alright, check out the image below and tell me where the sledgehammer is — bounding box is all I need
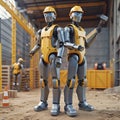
[86,14,108,40]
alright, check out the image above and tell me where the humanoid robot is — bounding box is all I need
[11,58,24,92]
[29,6,64,116]
[64,6,108,117]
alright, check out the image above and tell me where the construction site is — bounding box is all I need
[0,0,120,120]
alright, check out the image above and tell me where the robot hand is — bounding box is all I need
[29,50,35,57]
[55,57,62,68]
[96,26,102,33]
[77,45,84,51]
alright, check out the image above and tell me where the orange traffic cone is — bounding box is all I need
[2,86,9,107]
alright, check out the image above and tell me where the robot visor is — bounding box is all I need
[44,12,56,23]
[71,12,83,22]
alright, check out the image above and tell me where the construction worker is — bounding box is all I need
[63,5,107,117]
[11,58,25,92]
[29,6,64,116]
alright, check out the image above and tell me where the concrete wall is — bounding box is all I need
[86,27,109,69]
[61,27,109,70]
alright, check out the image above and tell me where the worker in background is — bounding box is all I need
[11,58,25,92]
[29,6,64,116]
[63,5,106,117]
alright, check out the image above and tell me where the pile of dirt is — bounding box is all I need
[104,86,120,94]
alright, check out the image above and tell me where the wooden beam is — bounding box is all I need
[26,1,106,12]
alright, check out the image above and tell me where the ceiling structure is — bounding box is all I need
[15,0,109,30]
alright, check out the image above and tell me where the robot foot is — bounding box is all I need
[64,104,77,117]
[51,104,60,116]
[78,101,94,111]
[34,101,48,112]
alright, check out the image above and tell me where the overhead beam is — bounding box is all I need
[26,1,106,12]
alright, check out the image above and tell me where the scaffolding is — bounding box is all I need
[0,0,36,91]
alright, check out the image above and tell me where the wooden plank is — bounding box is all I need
[27,1,106,11]
[2,65,11,90]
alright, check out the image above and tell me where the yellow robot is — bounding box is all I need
[30,6,64,116]
[64,6,108,117]
[11,58,24,92]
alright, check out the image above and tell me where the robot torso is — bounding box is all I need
[68,24,86,64]
[13,63,21,75]
[41,24,58,63]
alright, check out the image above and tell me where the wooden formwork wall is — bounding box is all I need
[2,65,11,90]
[33,68,40,88]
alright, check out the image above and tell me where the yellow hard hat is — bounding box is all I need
[69,6,84,16]
[18,58,23,63]
[43,6,56,15]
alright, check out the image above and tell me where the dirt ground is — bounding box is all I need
[0,87,120,120]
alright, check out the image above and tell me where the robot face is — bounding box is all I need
[44,12,56,23]
[70,12,83,23]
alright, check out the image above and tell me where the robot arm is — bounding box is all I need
[86,14,108,48]
[20,64,26,75]
[85,28,98,48]
[55,27,65,68]
[29,29,41,56]
[64,42,84,51]
[64,27,84,51]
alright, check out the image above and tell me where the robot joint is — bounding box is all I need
[40,79,48,88]
[52,79,60,88]
[67,79,75,89]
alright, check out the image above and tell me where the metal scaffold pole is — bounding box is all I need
[12,18,16,64]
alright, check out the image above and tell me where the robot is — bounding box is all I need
[29,6,64,116]
[11,58,24,92]
[64,6,108,117]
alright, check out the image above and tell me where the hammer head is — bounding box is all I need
[99,14,108,22]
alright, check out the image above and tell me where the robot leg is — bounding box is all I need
[51,78,61,116]
[34,58,49,112]
[17,74,21,92]
[49,54,61,116]
[76,57,94,111]
[64,55,78,117]
[12,75,17,90]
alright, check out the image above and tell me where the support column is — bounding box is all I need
[0,18,2,91]
[30,36,34,89]
[0,44,2,92]
[12,18,16,64]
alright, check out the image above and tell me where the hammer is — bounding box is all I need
[86,14,108,40]
[97,14,108,28]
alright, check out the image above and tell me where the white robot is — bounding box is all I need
[64,6,108,117]
[29,6,64,116]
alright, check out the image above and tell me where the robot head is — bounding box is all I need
[43,6,56,23]
[69,6,83,23]
[18,58,23,64]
